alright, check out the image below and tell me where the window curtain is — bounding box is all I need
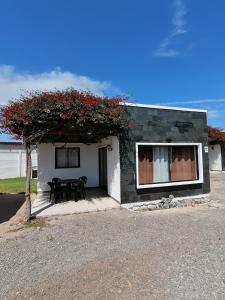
[56,148,67,168]
[56,148,79,168]
[138,146,153,184]
[153,146,169,183]
[68,148,79,167]
[171,146,197,181]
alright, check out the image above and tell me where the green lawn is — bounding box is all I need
[0,177,37,194]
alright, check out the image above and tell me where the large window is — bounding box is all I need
[55,147,80,168]
[136,143,203,188]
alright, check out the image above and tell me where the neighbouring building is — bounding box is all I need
[0,142,38,179]
[208,127,225,172]
[208,143,225,171]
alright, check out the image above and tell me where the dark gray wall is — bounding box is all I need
[220,143,225,171]
[119,106,210,204]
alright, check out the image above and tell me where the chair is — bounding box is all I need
[61,183,72,201]
[70,180,85,201]
[51,177,66,203]
[79,176,87,199]
[47,182,55,203]
[77,180,86,199]
[79,176,87,184]
[52,177,60,184]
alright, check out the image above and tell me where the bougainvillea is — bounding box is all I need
[0,89,129,221]
[208,125,225,143]
[1,89,128,143]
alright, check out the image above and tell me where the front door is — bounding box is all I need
[99,147,108,191]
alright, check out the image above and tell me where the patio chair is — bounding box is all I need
[70,180,86,200]
[51,177,69,203]
[61,183,72,201]
[79,176,87,184]
[79,176,87,198]
[52,177,60,184]
[47,181,63,203]
[47,182,55,203]
[78,180,86,199]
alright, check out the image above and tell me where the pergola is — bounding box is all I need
[1,89,128,221]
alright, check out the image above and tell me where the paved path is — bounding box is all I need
[0,173,225,299]
[32,189,120,217]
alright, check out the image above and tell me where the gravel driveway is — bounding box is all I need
[0,173,225,300]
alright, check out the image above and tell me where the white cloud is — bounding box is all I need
[163,98,225,105]
[172,0,187,35]
[0,65,112,105]
[154,0,188,57]
[207,110,222,119]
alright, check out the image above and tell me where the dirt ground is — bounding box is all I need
[0,173,225,299]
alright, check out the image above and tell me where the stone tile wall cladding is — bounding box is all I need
[220,143,225,171]
[119,106,210,204]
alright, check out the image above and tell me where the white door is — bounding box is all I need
[208,144,222,171]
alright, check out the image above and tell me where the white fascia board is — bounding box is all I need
[124,102,207,113]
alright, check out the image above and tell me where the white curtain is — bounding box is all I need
[153,146,169,183]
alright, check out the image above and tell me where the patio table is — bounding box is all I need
[58,179,80,185]
[58,179,82,201]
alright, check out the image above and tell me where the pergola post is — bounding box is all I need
[25,141,32,221]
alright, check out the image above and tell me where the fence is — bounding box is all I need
[0,149,37,179]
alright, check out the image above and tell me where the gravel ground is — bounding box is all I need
[0,173,225,300]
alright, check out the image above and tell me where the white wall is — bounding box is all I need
[37,138,121,202]
[208,144,222,171]
[99,137,121,202]
[0,145,37,179]
[37,143,99,192]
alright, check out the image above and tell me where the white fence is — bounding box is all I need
[0,149,37,179]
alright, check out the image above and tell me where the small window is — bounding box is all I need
[137,144,201,188]
[55,147,80,168]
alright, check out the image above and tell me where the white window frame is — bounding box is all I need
[136,142,204,189]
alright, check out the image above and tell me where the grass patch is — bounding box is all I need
[0,177,37,194]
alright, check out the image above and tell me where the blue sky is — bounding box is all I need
[1,0,225,141]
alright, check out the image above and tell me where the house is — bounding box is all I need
[37,103,210,204]
[208,143,225,171]
[0,142,38,179]
[208,127,225,172]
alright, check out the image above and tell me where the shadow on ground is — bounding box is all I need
[0,194,25,223]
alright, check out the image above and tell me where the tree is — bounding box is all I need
[208,125,225,144]
[0,89,128,221]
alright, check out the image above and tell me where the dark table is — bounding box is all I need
[58,179,80,185]
[58,179,83,201]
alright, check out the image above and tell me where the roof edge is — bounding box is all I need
[124,102,207,113]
